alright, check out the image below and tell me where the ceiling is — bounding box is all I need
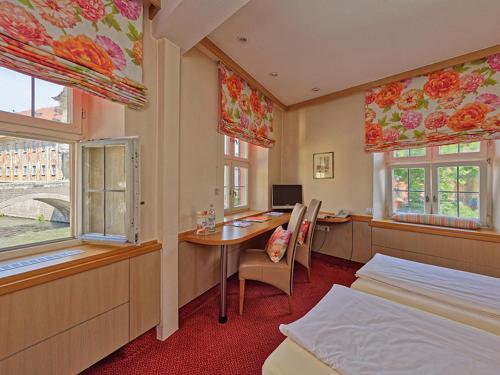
[208,0,500,106]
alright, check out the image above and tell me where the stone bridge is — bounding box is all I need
[0,181,70,222]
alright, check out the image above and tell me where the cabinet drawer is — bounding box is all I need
[0,303,129,375]
[0,260,129,360]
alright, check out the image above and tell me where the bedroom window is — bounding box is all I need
[387,141,490,224]
[224,135,250,213]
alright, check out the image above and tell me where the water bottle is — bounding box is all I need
[207,204,216,233]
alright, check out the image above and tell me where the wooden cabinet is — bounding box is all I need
[0,249,161,374]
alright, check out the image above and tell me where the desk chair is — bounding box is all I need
[238,203,306,315]
[295,199,322,282]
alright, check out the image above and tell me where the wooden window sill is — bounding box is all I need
[371,219,500,243]
[0,240,161,296]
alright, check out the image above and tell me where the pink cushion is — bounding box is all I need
[392,213,480,230]
[266,226,292,263]
[298,220,310,245]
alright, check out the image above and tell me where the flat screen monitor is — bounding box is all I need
[272,185,303,209]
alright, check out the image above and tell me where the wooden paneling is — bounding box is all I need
[372,227,500,268]
[352,221,372,263]
[0,240,161,296]
[288,44,500,110]
[0,260,129,360]
[312,222,353,259]
[0,304,129,375]
[130,251,161,340]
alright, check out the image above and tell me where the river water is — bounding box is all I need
[0,216,70,249]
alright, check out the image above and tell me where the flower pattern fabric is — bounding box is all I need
[0,0,145,108]
[265,226,291,263]
[219,63,275,148]
[365,54,500,152]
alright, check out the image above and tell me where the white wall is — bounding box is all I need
[282,92,373,214]
[493,140,500,231]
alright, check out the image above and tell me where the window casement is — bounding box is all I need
[386,141,491,226]
[79,137,140,244]
[223,135,250,214]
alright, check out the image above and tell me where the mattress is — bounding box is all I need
[356,253,500,319]
[277,285,500,375]
[263,338,339,375]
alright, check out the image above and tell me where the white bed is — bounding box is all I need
[263,285,500,375]
[353,253,500,335]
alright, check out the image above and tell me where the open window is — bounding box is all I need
[79,137,140,244]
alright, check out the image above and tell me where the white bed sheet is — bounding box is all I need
[280,285,500,375]
[356,253,500,319]
[351,277,500,335]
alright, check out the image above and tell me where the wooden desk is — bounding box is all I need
[183,213,290,323]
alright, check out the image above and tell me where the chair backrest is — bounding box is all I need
[285,203,307,266]
[304,199,322,247]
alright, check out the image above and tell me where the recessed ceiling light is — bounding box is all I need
[269,72,279,77]
[236,35,248,43]
[312,87,320,92]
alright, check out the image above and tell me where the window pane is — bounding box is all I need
[233,166,248,208]
[105,191,126,235]
[224,136,230,156]
[458,166,479,192]
[83,192,104,234]
[223,165,230,210]
[234,139,248,159]
[439,192,458,217]
[393,150,410,158]
[83,147,104,191]
[393,168,408,190]
[234,138,241,157]
[393,190,409,212]
[439,144,459,154]
[0,67,31,116]
[34,79,70,123]
[459,142,480,153]
[438,166,457,192]
[459,192,480,219]
[105,145,126,190]
[409,191,425,213]
[0,135,71,250]
[409,148,426,157]
[439,142,481,155]
[409,168,425,191]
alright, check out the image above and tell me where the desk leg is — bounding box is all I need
[219,244,228,324]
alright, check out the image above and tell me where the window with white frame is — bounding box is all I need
[0,66,138,252]
[224,135,250,213]
[80,138,140,243]
[387,141,490,225]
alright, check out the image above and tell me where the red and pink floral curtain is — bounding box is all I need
[0,0,146,109]
[218,63,275,148]
[365,53,500,152]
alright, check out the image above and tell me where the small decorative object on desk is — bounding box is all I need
[266,212,284,217]
[243,216,272,223]
[196,211,208,235]
[227,220,253,228]
[313,152,334,179]
[207,204,216,233]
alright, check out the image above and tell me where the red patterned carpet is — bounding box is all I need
[84,253,362,375]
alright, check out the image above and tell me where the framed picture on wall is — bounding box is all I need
[313,152,334,179]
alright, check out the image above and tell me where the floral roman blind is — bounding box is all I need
[0,0,146,109]
[365,53,500,152]
[218,63,275,148]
